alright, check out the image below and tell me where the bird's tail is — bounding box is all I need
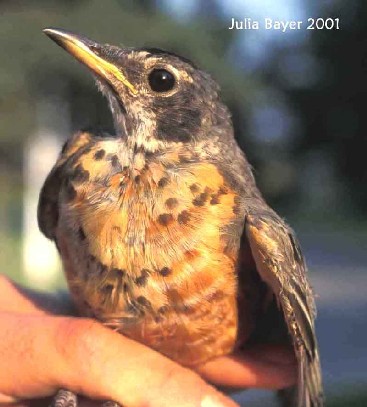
[278,348,323,407]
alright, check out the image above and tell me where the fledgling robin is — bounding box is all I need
[38,28,323,407]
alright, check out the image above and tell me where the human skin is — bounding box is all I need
[0,274,297,407]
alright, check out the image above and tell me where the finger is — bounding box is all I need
[196,344,297,390]
[0,313,238,407]
[0,275,74,316]
[0,275,45,314]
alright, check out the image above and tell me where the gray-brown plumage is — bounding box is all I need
[38,28,323,407]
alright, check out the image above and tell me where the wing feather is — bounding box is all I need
[38,130,94,239]
[245,211,323,407]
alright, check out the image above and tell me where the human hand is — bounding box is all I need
[0,275,296,407]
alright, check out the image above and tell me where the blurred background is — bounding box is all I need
[0,0,366,405]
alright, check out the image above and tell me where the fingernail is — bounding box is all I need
[0,393,20,403]
[201,395,238,407]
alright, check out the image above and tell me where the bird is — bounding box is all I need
[38,27,323,407]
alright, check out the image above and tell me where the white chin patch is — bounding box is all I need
[94,77,129,136]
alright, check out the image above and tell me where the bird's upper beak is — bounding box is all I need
[43,27,137,95]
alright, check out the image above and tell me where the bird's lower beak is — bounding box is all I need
[43,27,137,95]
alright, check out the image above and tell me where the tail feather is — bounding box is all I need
[298,348,323,407]
[280,348,323,407]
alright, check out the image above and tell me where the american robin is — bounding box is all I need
[38,28,323,407]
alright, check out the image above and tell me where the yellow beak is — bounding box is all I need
[43,27,137,95]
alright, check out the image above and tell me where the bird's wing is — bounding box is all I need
[245,210,323,407]
[38,130,94,239]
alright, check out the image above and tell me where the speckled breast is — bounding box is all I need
[56,139,248,366]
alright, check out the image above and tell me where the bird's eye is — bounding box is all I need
[148,69,175,92]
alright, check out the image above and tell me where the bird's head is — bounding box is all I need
[43,28,233,151]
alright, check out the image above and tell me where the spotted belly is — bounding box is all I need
[56,142,250,366]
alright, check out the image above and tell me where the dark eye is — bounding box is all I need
[148,69,175,92]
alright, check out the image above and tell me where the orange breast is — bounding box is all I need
[57,143,251,366]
